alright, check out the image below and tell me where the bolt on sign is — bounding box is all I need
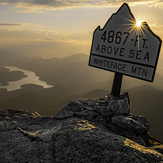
[89,3,162,82]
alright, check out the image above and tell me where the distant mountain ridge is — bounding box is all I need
[0,67,27,86]
[0,53,162,91]
[0,53,112,94]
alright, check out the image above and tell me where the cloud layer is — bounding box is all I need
[0,28,91,42]
[0,23,37,27]
[0,28,91,58]
[1,0,163,12]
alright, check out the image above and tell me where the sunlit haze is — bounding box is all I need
[0,1,162,59]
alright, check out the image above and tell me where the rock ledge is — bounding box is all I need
[0,93,163,163]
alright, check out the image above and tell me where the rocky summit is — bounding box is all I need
[0,93,163,163]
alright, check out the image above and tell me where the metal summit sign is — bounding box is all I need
[89,3,162,82]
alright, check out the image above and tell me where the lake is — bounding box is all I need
[0,66,53,91]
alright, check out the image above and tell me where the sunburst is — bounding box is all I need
[136,21,142,27]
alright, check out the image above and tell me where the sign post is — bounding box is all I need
[111,73,123,97]
[89,3,162,97]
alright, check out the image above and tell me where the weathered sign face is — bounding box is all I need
[89,3,162,82]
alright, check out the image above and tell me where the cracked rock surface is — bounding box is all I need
[1,94,163,162]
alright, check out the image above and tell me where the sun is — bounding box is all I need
[136,21,142,27]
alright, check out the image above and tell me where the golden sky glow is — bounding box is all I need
[0,1,162,58]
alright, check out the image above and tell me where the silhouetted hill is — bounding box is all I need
[0,67,27,85]
[122,73,163,90]
[0,84,80,115]
[0,54,163,93]
[82,89,109,98]
[0,54,113,93]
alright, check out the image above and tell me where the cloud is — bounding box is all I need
[0,28,58,41]
[1,0,163,13]
[0,29,91,58]
[0,28,91,44]
[150,24,163,28]
[149,23,163,37]
[0,28,91,58]
[0,0,99,13]
[0,23,24,27]
[0,23,38,27]
[0,23,40,29]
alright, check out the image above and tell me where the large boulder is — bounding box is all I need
[54,94,130,119]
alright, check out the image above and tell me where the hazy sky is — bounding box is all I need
[0,0,163,59]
